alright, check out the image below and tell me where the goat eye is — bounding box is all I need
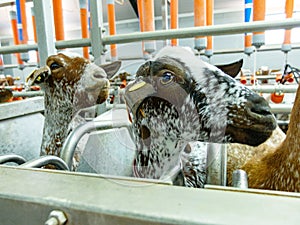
[161,72,173,84]
[50,62,61,70]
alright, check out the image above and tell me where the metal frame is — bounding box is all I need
[0,166,300,225]
[0,3,300,224]
[60,120,132,169]
[0,10,299,57]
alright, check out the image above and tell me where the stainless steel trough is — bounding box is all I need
[0,97,44,161]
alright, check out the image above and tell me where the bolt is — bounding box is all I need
[45,210,68,225]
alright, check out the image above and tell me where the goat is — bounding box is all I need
[240,83,300,192]
[125,46,277,187]
[226,126,286,185]
[26,53,121,170]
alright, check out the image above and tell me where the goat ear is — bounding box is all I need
[215,59,243,78]
[100,61,122,79]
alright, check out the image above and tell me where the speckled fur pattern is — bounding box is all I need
[27,53,118,170]
[127,46,276,187]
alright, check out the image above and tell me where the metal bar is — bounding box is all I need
[89,0,105,63]
[0,154,26,165]
[60,120,131,170]
[102,19,300,45]
[206,143,227,186]
[32,0,56,65]
[1,63,37,69]
[19,155,70,170]
[248,84,298,93]
[1,19,300,55]
[204,43,300,55]
[0,166,300,225]
[55,38,91,49]
[12,91,44,97]
[0,96,44,121]
[270,104,293,114]
[0,43,38,54]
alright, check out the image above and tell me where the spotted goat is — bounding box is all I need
[125,46,277,187]
[26,53,121,170]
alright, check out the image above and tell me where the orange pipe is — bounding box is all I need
[283,0,294,45]
[206,0,213,26]
[245,34,252,48]
[206,36,212,50]
[170,0,178,46]
[137,0,147,56]
[137,0,144,32]
[194,0,205,36]
[143,0,155,32]
[107,1,117,61]
[10,11,23,65]
[31,14,37,43]
[141,0,155,54]
[52,0,65,40]
[286,0,294,18]
[206,0,213,53]
[20,0,28,43]
[253,0,265,36]
[80,6,89,59]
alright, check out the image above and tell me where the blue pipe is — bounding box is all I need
[244,0,253,23]
[15,0,23,42]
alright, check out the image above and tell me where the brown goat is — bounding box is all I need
[26,53,121,169]
[240,83,300,192]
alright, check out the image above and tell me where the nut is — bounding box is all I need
[46,210,67,225]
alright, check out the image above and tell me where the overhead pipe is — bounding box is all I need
[244,0,253,55]
[52,0,65,41]
[170,0,178,46]
[142,0,156,54]
[9,10,23,65]
[79,0,89,59]
[205,0,214,58]
[16,0,29,62]
[1,19,300,55]
[252,0,265,48]
[282,0,294,53]
[107,0,118,61]
[194,0,206,51]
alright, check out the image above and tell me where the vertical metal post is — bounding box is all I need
[206,143,227,186]
[89,0,105,64]
[1,41,14,75]
[161,0,168,46]
[32,0,56,66]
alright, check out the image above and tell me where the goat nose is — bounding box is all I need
[246,94,272,116]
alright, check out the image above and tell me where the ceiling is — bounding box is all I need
[0,0,298,41]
